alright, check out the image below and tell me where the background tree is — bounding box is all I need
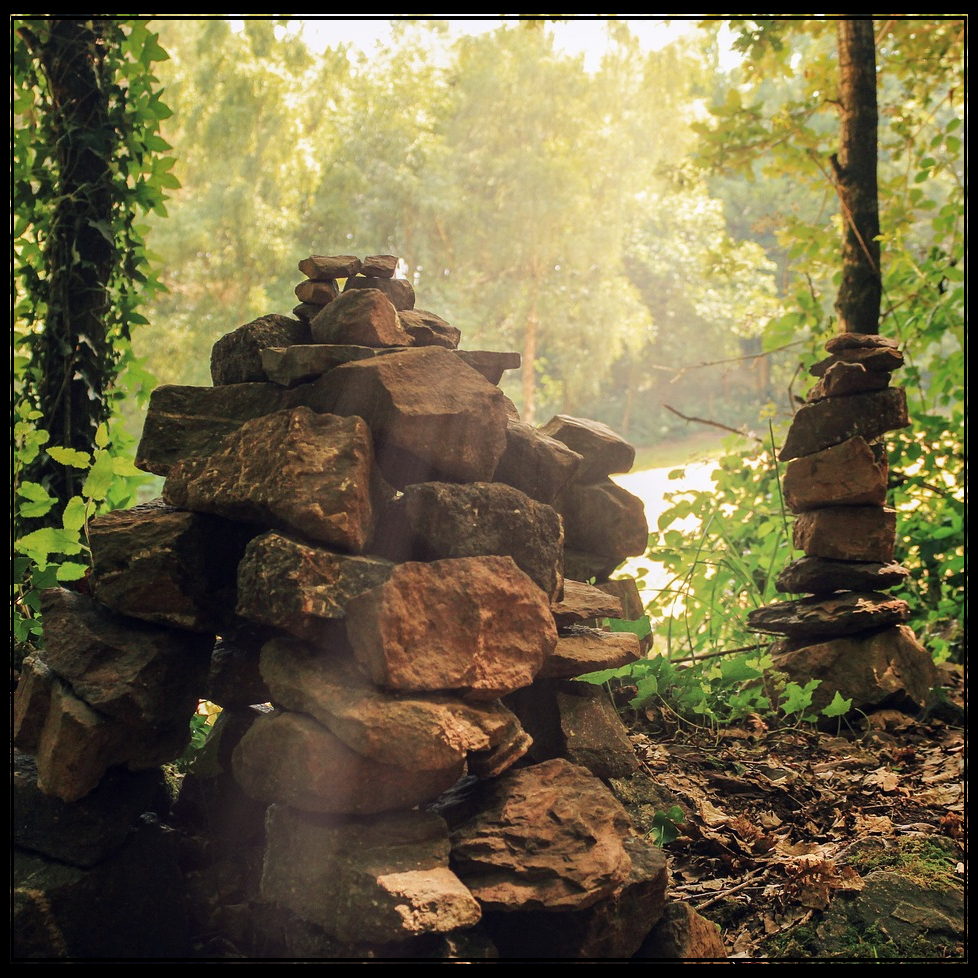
[13,18,175,520]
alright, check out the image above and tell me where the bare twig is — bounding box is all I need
[686,870,768,911]
[662,404,764,443]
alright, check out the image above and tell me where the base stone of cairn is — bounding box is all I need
[13,250,706,959]
[750,331,936,718]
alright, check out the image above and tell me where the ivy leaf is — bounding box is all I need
[608,615,652,639]
[821,690,853,719]
[781,679,821,718]
[47,446,92,468]
[82,450,117,502]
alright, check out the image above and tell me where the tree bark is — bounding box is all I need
[21,19,115,506]
[834,19,881,334]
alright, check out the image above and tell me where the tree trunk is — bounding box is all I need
[21,19,116,506]
[522,269,540,424]
[834,19,881,334]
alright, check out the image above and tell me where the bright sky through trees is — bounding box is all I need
[254,15,738,69]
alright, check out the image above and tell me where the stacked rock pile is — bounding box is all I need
[14,253,725,958]
[747,331,937,714]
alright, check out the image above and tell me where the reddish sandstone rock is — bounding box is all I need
[539,414,636,482]
[232,710,464,815]
[482,835,666,958]
[792,506,897,563]
[783,436,888,512]
[346,556,557,701]
[260,806,481,945]
[551,580,624,629]
[260,343,399,387]
[779,388,909,461]
[555,684,641,779]
[209,314,311,386]
[454,350,522,385]
[492,419,584,504]
[747,591,910,640]
[770,624,939,715]
[397,309,461,349]
[555,479,649,565]
[361,254,398,277]
[162,408,383,554]
[448,758,633,912]
[636,901,727,959]
[294,278,339,305]
[343,274,415,310]
[309,287,414,348]
[259,639,529,775]
[298,254,362,279]
[775,556,910,595]
[319,346,509,488]
[807,360,890,401]
[373,481,564,600]
[89,499,254,633]
[236,532,394,643]
[539,627,641,679]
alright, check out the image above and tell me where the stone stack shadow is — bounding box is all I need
[13,253,725,959]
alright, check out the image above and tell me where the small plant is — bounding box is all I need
[649,805,686,847]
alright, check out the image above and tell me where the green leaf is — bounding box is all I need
[47,446,92,468]
[820,690,853,718]
[650,806,686,847]
[62,496,89,532]
[781,679,821,718]
[95,423,110,449]
[82,450,117,502]
[56,561,90,582]
[608,615,652,639]
[15,527,85,569]
[16,482,57,518]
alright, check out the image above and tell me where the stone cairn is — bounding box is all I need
[14,253,725,959]
[746,331,938,715]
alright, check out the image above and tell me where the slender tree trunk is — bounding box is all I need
[522,268,540,423]
[834,19,881,333]
[21,19,115,505]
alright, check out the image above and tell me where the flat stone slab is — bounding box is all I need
[261,805,481,944]
[775,556,911,595]
[747,591,910,640]
[824,332,900,353]
[552,580,624,629]
[236,531,394,643]
[539,627,641,679]
[346,556,557,700]
[260,343,401,387]
[260,639,529,775]
[793,506,897,563]
[779,387,909,461]
[449,758,633,912]
[210,314,311,386]
[232,710,463,814]
[539,414,636,482]
[163,408,383,554]
[294,278,339,305]
[454,350,522,385]
[783,436,888,512]
[299,254,361,279]
[807,360,890,401]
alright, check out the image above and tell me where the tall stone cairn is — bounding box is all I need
[13,252,718,959]
[747,331,938,716]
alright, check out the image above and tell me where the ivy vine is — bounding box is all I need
[12,17,177,522]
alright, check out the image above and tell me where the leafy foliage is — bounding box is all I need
[13,18,173,514]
